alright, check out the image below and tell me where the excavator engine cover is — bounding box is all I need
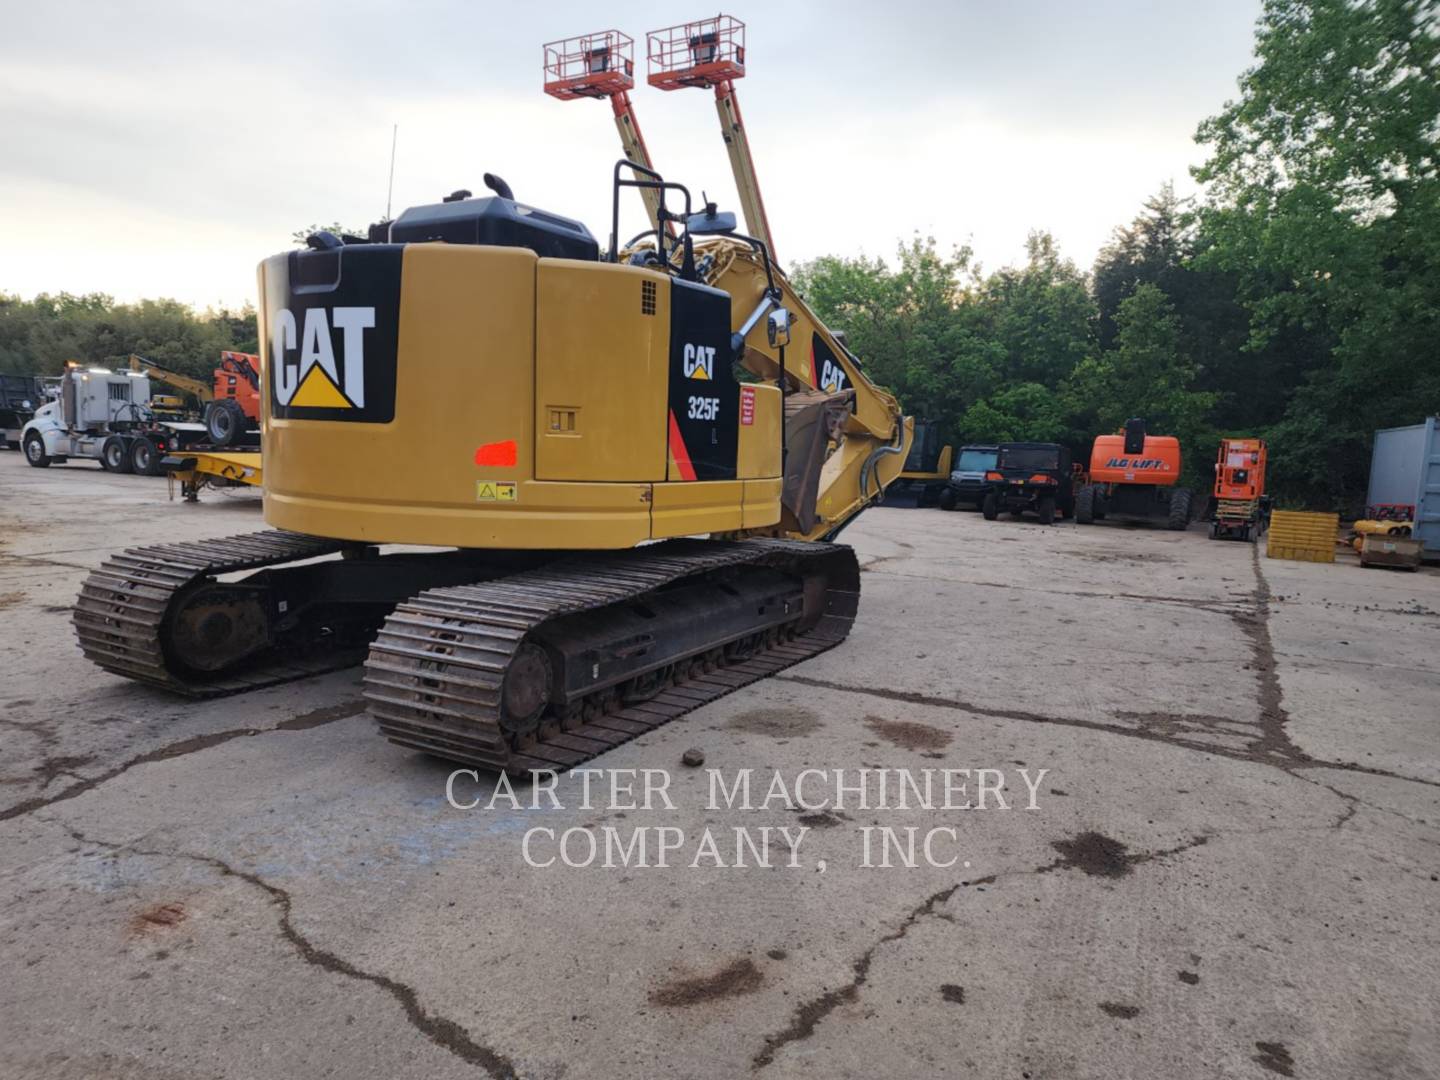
[388,194,598,261]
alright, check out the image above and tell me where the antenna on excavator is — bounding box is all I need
[385,124,398,221]
[645,15,776,266]
[543,30,672,239]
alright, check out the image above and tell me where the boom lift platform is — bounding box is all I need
[646,15,777,266]
[544,30,671,238]
[547,16,854,399]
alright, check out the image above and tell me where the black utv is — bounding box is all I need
[981,442,1074,525]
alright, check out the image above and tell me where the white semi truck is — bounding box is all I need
[21,366,208,474]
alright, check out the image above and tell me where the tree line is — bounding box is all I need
[0,293,258,383]
[793,0,1438,510]
[3,0,1434,512]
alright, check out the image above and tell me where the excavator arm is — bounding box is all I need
[697,238,912,541]
[637,15,910,538]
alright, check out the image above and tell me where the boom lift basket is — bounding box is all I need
[543,30,636,99]
[647,15,746,89]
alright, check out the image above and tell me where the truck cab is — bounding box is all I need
[21,367,204,475]
[939,444,999,510]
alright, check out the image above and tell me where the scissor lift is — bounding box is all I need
[646,15,778,265]
[543,30,670,237]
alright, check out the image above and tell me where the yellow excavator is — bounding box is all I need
[74,17,911,775]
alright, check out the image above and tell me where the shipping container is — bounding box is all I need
[1367,417,1440,559]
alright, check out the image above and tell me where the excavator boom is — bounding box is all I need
[694,236,910,539]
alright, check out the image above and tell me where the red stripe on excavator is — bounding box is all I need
[474,439,518,467]
[668,410,697,481]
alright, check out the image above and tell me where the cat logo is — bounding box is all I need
[820,358,849,394]
[272,306,376,409]
[683,343,716,381]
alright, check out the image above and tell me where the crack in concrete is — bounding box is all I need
[861,566,1251,612]
[58,823,519,1079]
[752,881,962,1069]
[779,551,1440,794]
[0,700,368,824]
[778,672,1231,752]
[1233,546,1302,763]
[0,552,97,572]
[751,831,1212,1070]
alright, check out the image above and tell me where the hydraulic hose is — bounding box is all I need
[859,424,908,502]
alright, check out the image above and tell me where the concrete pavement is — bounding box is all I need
[2,450,1437,1079]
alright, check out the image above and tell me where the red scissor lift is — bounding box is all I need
[542,30,669,236]
[645,15,778,265]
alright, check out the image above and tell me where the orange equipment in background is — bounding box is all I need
[1210,437,1269,541]
[203,351,261,446]
[543,30,671,238]
[1075,417,1193,529]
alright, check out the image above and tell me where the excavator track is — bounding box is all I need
[73,530,363,696]
[363,538,859,775]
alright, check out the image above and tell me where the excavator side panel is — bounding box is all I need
[535,260,670,483]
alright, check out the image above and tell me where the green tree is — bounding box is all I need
[982,231,1093,388]
[1066,284,1219,485]
[0,292,258,378]
[1192,0,1440,508]
[290,223,371,245]
[793,236,995,447]
[795,232,1096,453]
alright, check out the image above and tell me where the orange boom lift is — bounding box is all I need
[646,15,778,266]
[1075,418,1194,530]
[543,30,671,238]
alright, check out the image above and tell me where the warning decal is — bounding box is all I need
[740,386,756,426]
[476,481,518,502]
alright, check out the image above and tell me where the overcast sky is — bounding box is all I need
[0,0,1261,309]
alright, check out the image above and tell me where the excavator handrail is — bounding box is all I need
[609,159,695,277]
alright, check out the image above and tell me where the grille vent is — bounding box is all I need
[641,280,657,315]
